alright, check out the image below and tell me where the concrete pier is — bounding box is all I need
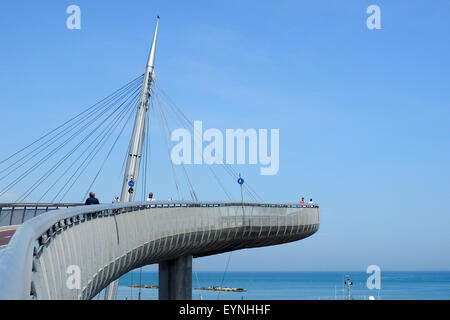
[159,255,193,300]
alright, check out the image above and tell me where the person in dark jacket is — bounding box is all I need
[85,192,100,205]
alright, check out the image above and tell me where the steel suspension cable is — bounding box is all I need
[154,93,182,201]
[155,82,263,202]
[154,86,239,200]
[153,86,233,200]
[141,99,151,201]
[12,86,142,202]
[83,94,139,201]
[0,78,143,184]
[39,90,141,203]
[153,91,198,201]
[0,75,144,168]
[58,91,142,202]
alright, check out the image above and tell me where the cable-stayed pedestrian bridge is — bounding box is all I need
[0,201,319,300]
[0,17,321,300]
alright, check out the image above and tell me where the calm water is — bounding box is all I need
[111,271,450,300]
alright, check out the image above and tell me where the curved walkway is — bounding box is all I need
[0,201,320,300]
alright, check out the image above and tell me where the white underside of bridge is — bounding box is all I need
[0,201,319,300]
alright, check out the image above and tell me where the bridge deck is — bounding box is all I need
[0,201,319,300]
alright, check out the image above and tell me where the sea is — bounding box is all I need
[111,271,450,300]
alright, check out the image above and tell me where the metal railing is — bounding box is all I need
[0,202,318,227]
[0,204,83,227]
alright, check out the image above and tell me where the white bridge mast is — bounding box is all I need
[104,17,159,300]
[121,16,159,202]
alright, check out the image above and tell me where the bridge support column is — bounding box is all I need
[159,255,192,300]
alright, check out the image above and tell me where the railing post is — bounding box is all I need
[21,207,26,223]
[9,207,15,225]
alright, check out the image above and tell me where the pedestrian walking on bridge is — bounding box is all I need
[85,192,100,205]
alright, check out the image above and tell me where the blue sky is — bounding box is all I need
[0,1,449,271]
